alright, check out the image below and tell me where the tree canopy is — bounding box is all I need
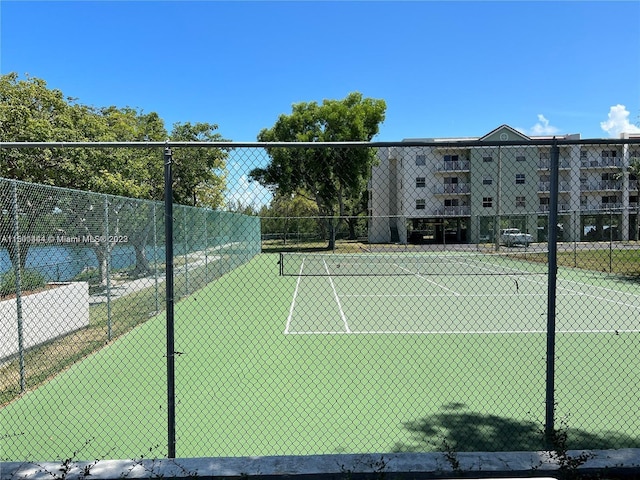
[0,73,228,206]
[249,92,386,248]
[0,72,230,279]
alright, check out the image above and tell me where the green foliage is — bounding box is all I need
[0,73,230,207]
[0,268,47,297]
[250,92,386,248]
[169,121,230,208]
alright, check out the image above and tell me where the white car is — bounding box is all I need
[499,228,533,247]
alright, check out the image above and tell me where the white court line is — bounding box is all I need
[284,258,305,334]
[323,258,351,333]
[396,265,462,296]
[516,275,640,311]
[343,292,547,298]
[285,328,640,335]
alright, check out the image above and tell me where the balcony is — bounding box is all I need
[630,180,638,191]
[538,181,571,192]
[434,206,471,216]
[580,158,623,169]
[580,181,622,191]
[437,161,470,172]
[538,159,571,169]
[581,203,623,212]
[538,203,570,213]
[433,183,471,195]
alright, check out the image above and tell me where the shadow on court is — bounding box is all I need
[392,403,640,453]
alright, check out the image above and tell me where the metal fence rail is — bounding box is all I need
[0,139,639,463]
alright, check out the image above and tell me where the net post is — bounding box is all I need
[545,138,560,448]
[164,145,176,459]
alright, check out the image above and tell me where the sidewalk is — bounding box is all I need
[89,249,222,305]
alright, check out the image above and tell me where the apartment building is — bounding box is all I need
[369,125,640,244]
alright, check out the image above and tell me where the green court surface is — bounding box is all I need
[1,253,639,461]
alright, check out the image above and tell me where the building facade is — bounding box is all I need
[369,125,640,244]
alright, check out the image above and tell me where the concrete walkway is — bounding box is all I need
[88,244,237,305]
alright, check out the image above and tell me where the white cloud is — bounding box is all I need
[529,114,560,136]
[600,104,640,137]
[226,174,272,210]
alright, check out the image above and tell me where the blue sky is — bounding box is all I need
[2,0,640,143]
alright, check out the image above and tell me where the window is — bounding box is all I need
[416,199,426,210]
[540,197,550,206]
[416,177,426,188]
[601,150,617,158]
[483,156,493,162]
[516,155,526,162]
[580,150,588,159]
[516,196,526,208]
[416,155,426,166]
[444,199,459,207]
[444,154,459,162]
[540,152,550,160]
[482,176,493,185]
[516,174,525,185]
[482,197,493,207]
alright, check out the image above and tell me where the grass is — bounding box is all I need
[2,250,639,462]
[510,245,640,276]
[0,254,236,407]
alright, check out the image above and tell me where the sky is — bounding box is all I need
[1,0,640,206]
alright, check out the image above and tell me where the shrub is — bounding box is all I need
[0,268,47,297]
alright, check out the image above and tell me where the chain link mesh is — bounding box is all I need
[1,139,639,462]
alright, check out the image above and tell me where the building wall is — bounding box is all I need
[369,128,640,244]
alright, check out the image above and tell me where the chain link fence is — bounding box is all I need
[1,138,639,463]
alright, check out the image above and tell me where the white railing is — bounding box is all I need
[581,203,623,211]
[538,158,571,169]
[538,181,571,192]
[433,183,471,194]
[580,181,622,191]
[538,203,570,213]
[580,158,623,168]
[437,161,470,172]
[434,205,471,216]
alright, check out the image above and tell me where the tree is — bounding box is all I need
[0,74,232,282]
[261,192,320,244]
[169,122,229,208]
[249,92,386,249]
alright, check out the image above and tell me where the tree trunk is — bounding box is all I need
[348,217,357,240]
[325,217,336,250]
[132,242,151,277]
[92,244,110,287]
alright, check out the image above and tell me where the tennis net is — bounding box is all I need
[278,251,548,276]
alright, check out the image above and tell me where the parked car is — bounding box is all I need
[499,228,533,247]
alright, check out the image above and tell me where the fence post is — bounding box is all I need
[545,139,560,448]
[204,212,208,283]
[153,202,159,313]
[164,145,177,459]
[12,181,26,393]
[104,196,112,342]
[184,208,189,295]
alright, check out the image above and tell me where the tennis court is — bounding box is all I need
[2,252,640,461]
[282,252,640,335]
